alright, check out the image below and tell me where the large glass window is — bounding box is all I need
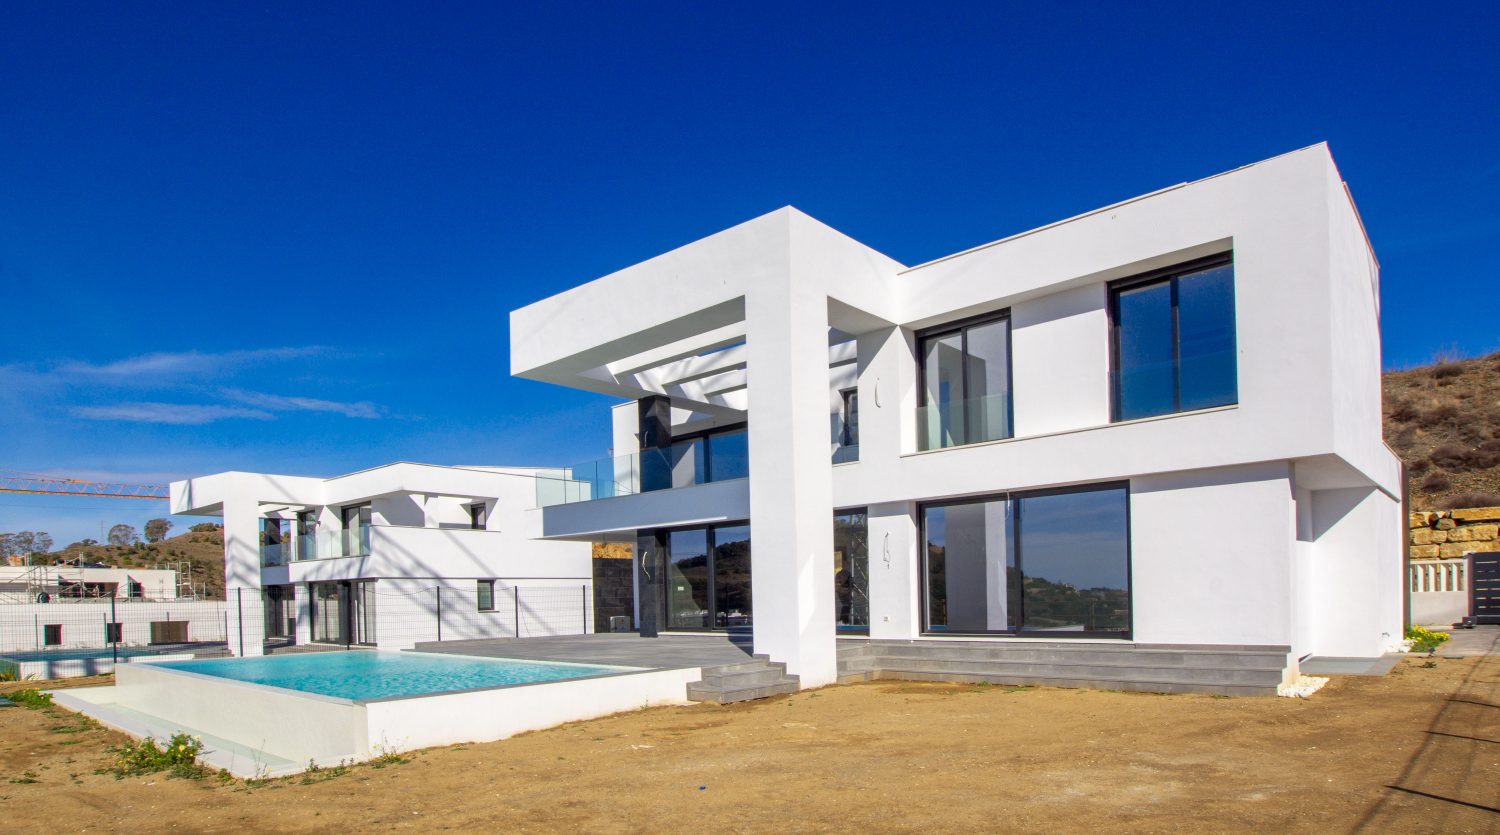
[663,523,751,631]
[706,429,748,482]
[1112,256,1236,421]
[665,529,711,629]
[712,524,752,628]
[834,510,869,633]
[918,314,1012,450]
[922,483,1130,636]
[340,503,371,557]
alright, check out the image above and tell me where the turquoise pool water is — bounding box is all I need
[155,652,623,701]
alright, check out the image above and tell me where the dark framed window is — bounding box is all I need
[43,624,62,646]
[921,482,1131,638]
[105,622,123,643]
[469,503,488,530]
[477,580,495,612]
[1110,254,1237,421]
[917,311,1013,450]
[662,521,751,631]
[340,503,371,557]
[834,509,869,633]
[840,389,859,447]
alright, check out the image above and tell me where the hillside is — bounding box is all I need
[1384,350,1500,509]
[53,527,227,600]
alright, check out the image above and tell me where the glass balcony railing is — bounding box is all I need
[917,392,1013,451]
[537,434,748,507]
[261,526,371,566]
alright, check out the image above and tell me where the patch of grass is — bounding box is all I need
[5,689,53,710]
[1406,626,1450,654]
[368,747,411,769]
[110,733,206,780]
[9,770,40,784]
[298,759,352,785]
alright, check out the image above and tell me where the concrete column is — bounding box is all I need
[221,494,265,657]
[746,282,837,686]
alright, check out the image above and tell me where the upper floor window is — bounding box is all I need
[468,502,488,530]
[917,313,1012,450]
[1110,255,1236,422]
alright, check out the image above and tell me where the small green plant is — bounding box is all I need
[111,733,205,779]
[368,746,410,769]
[1406,626,1450,654]
[5,690,53,710]
[9,770,40,784]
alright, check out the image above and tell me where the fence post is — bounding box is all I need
[514,586,520,638]
[436,586,443,642]
[582,584,588,635]
[236,588,244,657]
[111,595,118,664]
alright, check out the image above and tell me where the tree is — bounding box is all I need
[144,518,172,543]
[32,532,53,554]
[107,524,139,547]
[189,522,221,533]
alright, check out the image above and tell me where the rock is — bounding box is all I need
[1410,512,1432,529]
[1411,544,1442,559]
[1436,518,1457,531]
[1452,507,1500,523]
[1448,527,1474,543]
[1411,529,1445,545]
[1470,524,1500,542]
[1439,543,1469,558]
[1470,541,1500,553]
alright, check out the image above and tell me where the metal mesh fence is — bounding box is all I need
[0,599,231,680]
[370,581,593,648]
[0,580,596,680]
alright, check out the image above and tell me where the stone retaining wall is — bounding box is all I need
[1409,507,1500,558]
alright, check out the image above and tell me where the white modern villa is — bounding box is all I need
[169,463,592,653]
[510,143,1404,694]
[57,143,1405,777]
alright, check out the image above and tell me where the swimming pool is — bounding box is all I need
[154,651,623,701]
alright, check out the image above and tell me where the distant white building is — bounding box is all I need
[509,144,1404,692]
[170,463,593,655]
[0,563,180,603]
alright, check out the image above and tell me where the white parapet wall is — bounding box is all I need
[53,655,702,777]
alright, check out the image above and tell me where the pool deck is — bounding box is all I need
[411,633,755,670]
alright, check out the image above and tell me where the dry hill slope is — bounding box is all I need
[1383,350,1500,509]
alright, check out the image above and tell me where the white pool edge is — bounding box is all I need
[50,658,702,778]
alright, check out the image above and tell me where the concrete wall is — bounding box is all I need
[0,600,228,655]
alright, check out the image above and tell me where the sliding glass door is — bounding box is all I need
[922,483,1130,637]
[662,523,752,631]
[309,580,378,645]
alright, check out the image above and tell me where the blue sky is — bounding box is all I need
[2,2,1496,545]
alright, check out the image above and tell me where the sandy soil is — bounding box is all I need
[3,657,1499,833]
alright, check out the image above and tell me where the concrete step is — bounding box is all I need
[687,657,800,705]
[869,669,1277,697]
[697,666,793,689]
[687,679,800,704]
[859,642,1287,670]
[833,639,1290,696]
[868,657,1283,686]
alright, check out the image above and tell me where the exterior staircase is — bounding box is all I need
[687,654,800,704]
[837,639,1288,696]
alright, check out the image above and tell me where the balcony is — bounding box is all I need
[917,392,1012,451]
[537,432,747,507]
[260,525,371,566]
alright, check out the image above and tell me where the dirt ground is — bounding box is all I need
[3,658,1500,833]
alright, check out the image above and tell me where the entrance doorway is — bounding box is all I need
[262,585,295,640]
[663,523,751,631]
[309,580,377,645]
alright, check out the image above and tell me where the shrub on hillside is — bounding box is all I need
[1436,493,1500,510]
[1430,443,1470,469]
[1420,471,1452,492]
[1388,399,1420,423]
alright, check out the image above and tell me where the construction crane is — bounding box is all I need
[0,469,169,500]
